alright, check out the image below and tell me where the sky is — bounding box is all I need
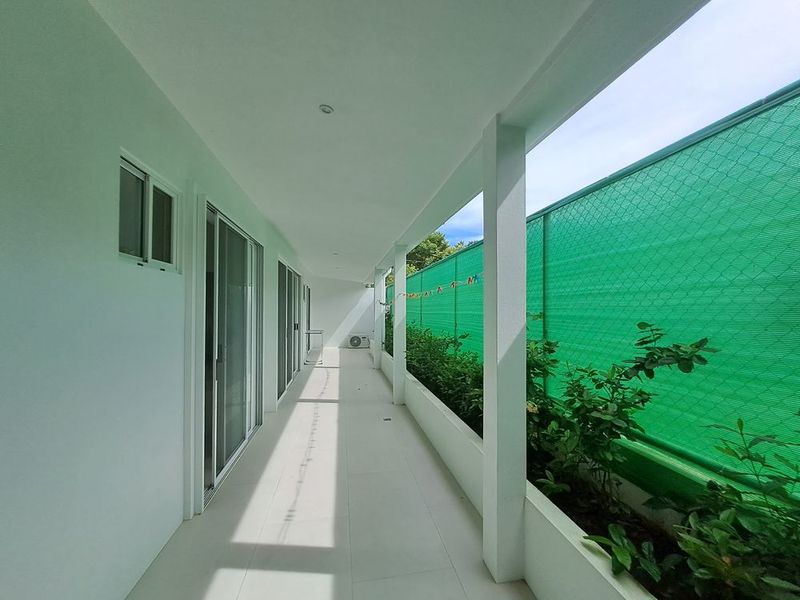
[438,0,800,245]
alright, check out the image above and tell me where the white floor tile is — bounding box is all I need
[349,509,451,582]
[238,518,352,600]
[353,568,467,600]
[126,349,535,600]
[428,498,534,600]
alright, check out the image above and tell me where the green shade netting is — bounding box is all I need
[419,258,456,339]
[387,89,800,478]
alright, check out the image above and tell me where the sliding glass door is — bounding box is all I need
[304,285,312,354]
[277,261,301,398]
[204,206,262,498]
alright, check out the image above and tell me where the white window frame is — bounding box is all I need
[119,150,181,272]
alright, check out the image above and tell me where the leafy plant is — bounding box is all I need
[525,328,561,451]
[385,312,394,354]
[402,324,484,433]
[670,418,800,599]
[535,468,570,496]
[539,323,716,504]
[586,523,675,583]
[623,322,715,379]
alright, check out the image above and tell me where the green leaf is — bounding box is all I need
[608,524,626,546]
[762,577,800,592]
[706,424,739,433]
[611,545,633,572]
[585,535,613,548]
[748,434,784,448]
[737,418,744,433]
[641,541,655,560]
[637,322,653,330]
[736,514,764,533]
[719,508,736,524]
[639,558,661,582]
[716,445,740,459]
[610,555,625,575]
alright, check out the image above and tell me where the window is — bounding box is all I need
[151,186,173,263]
[119,161,145,258]
[118,156,178,269]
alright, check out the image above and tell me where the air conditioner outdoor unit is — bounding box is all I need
[346,335,371,349]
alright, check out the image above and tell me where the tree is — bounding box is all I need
[386,231,464,285]
[407,231,462,271]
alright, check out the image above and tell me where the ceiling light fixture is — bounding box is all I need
[319,104,334,114]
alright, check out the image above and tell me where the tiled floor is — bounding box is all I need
[127,348,534,600]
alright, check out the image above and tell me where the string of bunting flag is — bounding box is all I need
[386,272,483,304]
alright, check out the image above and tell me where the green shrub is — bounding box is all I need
[405,326,483,433]
[384,316,799,598]
[665,418,800,599]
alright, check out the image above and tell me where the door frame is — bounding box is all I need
[277,261,303,404]
[185,192,264,516]
[206,205,264,497]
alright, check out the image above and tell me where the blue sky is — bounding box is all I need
[439,0,800,245]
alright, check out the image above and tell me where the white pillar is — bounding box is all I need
[372,268,384,369]
[482,115,526,582]
[392,245,407,405]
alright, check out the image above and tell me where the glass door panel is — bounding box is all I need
[277,263,287,397]
[216,222,249,473]
[204,211,216,492]
[205,207,262,495]
[286,269,294,382]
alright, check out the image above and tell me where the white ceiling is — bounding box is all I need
[88,0,703,281]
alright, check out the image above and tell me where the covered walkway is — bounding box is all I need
[128,349,532,600]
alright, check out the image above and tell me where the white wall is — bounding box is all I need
[0,2,301,599]
[306,275,374,348]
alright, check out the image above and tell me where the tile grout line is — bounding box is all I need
[233,364,315,600]
[339,358,356,598]
[352,565,460,586]
[389,406,470,598]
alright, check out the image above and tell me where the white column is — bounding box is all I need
[372,268,384,369]
[482,115,526,582]
[392,245,407,405]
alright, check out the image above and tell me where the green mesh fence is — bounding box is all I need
[387,83,800,481]
[420,259,456,340]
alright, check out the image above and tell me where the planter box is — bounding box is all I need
[379,350,653,600]
[525,483,654,600]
